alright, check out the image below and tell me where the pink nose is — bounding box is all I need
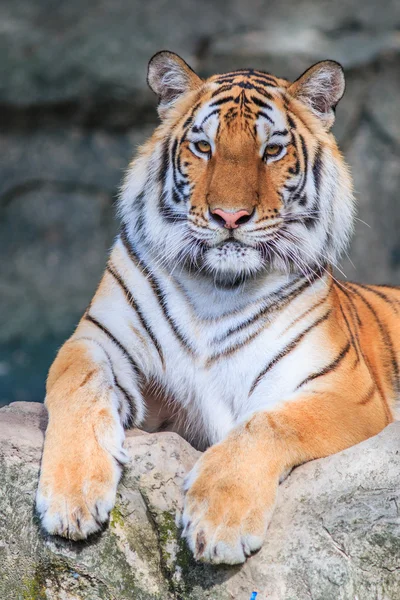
[211,208,252,229]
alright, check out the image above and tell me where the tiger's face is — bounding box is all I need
[120,53,354,286]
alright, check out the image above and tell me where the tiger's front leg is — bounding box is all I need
[182,390,389,564]
[36,334,144,540]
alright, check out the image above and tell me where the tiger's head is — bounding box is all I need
[120,51,354,286]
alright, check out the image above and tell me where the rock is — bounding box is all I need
[0,401,399,599]
[1,0,399,110]
[0,0,267,110]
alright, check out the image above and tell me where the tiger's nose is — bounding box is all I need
[210,208,254,229]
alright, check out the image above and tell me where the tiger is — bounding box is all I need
[36,51,400,565]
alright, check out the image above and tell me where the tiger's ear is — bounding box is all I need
[288,61,345,130]
[147,51,202,118]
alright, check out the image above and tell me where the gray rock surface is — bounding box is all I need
[1,0,400,405]
[1,402,399,599]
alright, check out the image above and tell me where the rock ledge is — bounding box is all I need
[0,402,399,600]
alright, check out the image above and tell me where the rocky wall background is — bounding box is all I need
[1,0,400,405]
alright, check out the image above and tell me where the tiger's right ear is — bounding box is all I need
[147,51,203,118]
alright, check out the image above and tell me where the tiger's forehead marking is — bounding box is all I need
[190,71,290,143]
[209,68,286,87]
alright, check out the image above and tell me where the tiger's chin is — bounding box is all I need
[202,241,265,287]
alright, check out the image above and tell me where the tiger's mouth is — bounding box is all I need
[207,232,255,250]
[182,226,272,282]
[201,238,265,281]
[216,239,248,249]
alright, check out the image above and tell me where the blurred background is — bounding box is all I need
[1,0,399,406]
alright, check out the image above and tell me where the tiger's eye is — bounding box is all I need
[195,140,211,154]
[265,144,282,157]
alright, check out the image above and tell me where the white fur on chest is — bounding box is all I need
[103,240,330,446]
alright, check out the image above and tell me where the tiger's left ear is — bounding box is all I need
[288,61,345,130]
[147,51,203,118]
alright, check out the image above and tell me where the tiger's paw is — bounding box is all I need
[36,417,128,540]
[181,441,277,564]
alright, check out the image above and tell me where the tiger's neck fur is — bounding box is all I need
[96,227,334,449]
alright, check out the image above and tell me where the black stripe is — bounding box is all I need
[209,282,327,362]
[214,275,306,343]
[252,71,279,84]
[211,85,235,97]
[115,380,138,428]
[213,73,238,81]
[107,264,165,367]
[207,326,265,366]
[287,129,300,182]
[171,188,182,205]
[304,144,323,227]
[257,111,274,124]
[370,283,400,291]
[274,129,289,137]
[355,283,399,313]
[220,68,276,80]
[158,136,189,214]
[281,285,331,335]
[237,81,274,99]
[298,134,309,191]
[312,144,323,197]
[198,108,220,130]
[341,289,363,352]
[213,70,276,86]
[282,95,290,110]
[290,133,308,205]
[358,383,376,406]
[171,137,179,167]
[171,137,187,199]
[159,137,170,186]
[120,228,196,356]
[210,96,234,107]
[296,341,351,390]
[253,77,277,87]
[250,96,273,110]
[183,101,202,128]
[176,132,188,176]
[74,335,141,427]
[340,285,362,326]
[85,314,141,378]
[337,298,360,364]
[287,114,296,130]
[250,309,332,395]
[159,198,186,222]
[158,138,173,217]
[287,108,313,135]
[160,194,186,221]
